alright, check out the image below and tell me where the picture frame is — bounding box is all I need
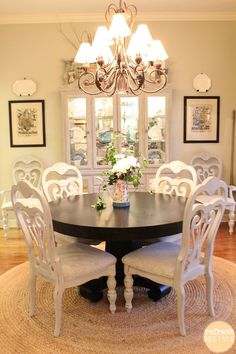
[183,96,220,143]
[9,100,46,147]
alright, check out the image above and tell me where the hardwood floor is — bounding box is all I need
[0,222,236,276]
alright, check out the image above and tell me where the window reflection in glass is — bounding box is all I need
[147,96,166,166]
[95,97,114,166]
[120,97,139,157]
[68,98,88,167]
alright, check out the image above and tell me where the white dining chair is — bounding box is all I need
[11,180,117,336]
[1,155,43,239]
[190,152,236,234]
[122,176,227,336]
[144,160,198,244]
[41,162,100,245]
[154,160,198,197]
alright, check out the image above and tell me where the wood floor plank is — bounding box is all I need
[0,223,235,276]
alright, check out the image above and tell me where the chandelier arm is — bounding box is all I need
[120,41,140,83]
[143,67,167,84]
[95,67,119,95]
[125,4,137,28]
[139,74,168,94]
[125,72,140,93]
[124,66,141,91]
[106,69,121,95]
[105,3,120,24]
[78,71,102,95]
[104,65,119,83]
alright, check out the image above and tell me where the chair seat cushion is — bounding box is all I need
[58,243,116,282]
[122,241,181,278]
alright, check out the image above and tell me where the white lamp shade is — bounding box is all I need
[127,33,146,59]
[74,42,96,64]
[92,26,114,64]
[109,13,131,39]
[92,26,112,47]
[146,40,168,61]
[95,44,114,64]
[134,24,153,46]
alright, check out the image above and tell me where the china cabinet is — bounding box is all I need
[60,81,172,192]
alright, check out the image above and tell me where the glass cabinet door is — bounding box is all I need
[146,96,166,166]
[118,96,139,157]
[67,97,89,168]
[94,97,114,166]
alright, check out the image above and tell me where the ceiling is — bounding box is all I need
[0,0,236,23]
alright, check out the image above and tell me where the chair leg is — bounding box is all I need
[228,208,235,235]
[53,285,64,337]
[29,269,37,316]
[107,275,117,314]
[176,285,186,336]
[205,269,215,317]
[2,209,9,240]
[124,266,134,313]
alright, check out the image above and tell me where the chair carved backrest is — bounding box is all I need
[154,160,198,197]
[42,162,83,202]
[11,181,61,280]
[190,152,222,184]
[177,177,227,278]
[12,155,43,188]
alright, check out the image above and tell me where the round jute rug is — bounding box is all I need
[0,257,236,354]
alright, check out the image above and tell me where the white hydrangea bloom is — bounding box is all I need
[126,155,138,167]
[114,153,125,160]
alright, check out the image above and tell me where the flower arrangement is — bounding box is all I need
[103,145,142,188]
[92,141,145,210]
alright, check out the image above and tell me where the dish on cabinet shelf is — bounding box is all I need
[98,130,113,144]
[148,125,163,141]
[148,149,165,164]
[70,127,85,142]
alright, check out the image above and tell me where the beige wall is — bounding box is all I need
[0,20,236,193]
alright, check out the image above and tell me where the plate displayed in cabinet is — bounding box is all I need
[72,127,84,142]
[148,149,164,164]
[98,130,113,144]
[148,125,163,141]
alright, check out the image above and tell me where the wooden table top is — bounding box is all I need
[50,192,186,241]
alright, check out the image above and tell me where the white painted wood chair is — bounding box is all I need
[154,160,198,197]
[143,160,198,244]
[190,152,236,234]
[122,176,227,336]
[41,162,100,245]
[11,180,117,337]
[1,155,43,239]
[42,162,83,202]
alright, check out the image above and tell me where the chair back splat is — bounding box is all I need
[41,162,101,245]
[42,162,83,202]
[1,155,43,239]
[154,160,197,198]
[12,180,59,279]
[190,152,222,184]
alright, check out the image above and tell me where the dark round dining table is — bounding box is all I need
[50,192,186,301]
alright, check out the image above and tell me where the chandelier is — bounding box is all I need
[74,0,168,96]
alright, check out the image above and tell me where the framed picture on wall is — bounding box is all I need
[183,96,220,143]
[9,100,46,147]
